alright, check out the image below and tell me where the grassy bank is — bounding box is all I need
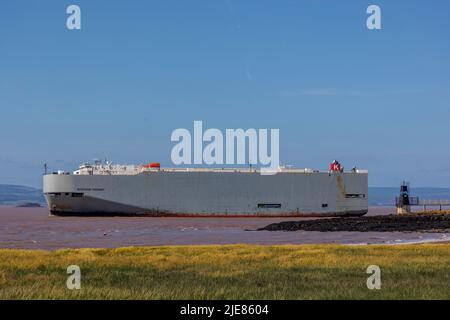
[0,244,449,299]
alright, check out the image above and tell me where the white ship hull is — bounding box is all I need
[43,170,368,217]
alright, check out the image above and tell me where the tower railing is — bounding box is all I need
[395,196,419,206]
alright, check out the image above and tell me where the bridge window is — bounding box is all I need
[71,193,84,197]
[346,194,365,199]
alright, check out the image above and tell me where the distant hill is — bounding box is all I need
[0,184,45,205]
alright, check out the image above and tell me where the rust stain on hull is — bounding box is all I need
[336,174,347,198]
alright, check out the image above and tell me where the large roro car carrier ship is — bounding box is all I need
[43,162,368,217]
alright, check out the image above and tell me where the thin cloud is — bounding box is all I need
[282,88,364,97]
[245,67,253,81]
[225,0,241,29]
[0,157,76,170]
[281,88,427,97]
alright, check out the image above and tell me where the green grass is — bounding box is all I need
[0,244,449,299]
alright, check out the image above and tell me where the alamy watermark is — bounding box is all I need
[366,265,381,290]
[66,265,81,290]
[65,4,381,31]
[66,5,81,30]
[171,121,279,175]
[367,5,382,30]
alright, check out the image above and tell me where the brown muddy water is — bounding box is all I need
[0,206,448,250]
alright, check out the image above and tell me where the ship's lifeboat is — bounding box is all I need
[143,162,161,169]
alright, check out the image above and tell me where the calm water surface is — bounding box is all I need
[0,206,447,249]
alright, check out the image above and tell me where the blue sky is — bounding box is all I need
[1,0,450,187]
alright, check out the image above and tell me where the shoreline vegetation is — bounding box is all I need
[0,244,449,299]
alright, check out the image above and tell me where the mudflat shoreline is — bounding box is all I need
[258,214,450,233]
[0,206,449,249]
